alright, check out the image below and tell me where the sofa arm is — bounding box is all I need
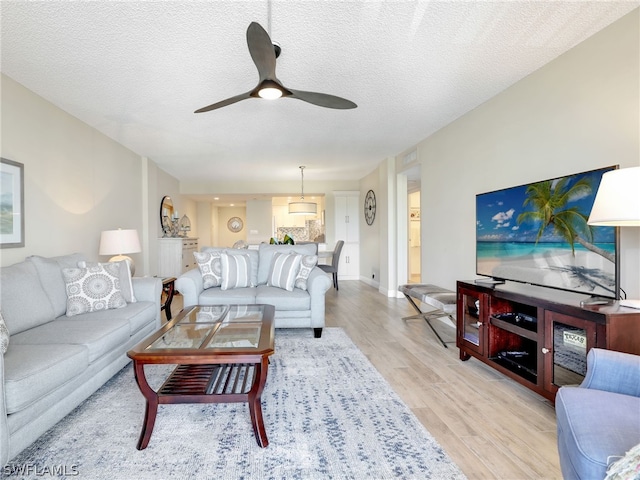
[580,348,640,397]
[307,267,332,328]
[132,277,162,304]
[175,269,204,308]
[132,277,162,329]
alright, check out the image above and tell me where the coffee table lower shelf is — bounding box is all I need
[133,360,269,450]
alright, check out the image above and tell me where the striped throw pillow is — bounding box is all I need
[220,253,252,290]
[268,252,302,292]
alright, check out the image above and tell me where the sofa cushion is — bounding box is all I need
[63,302,156,337]
[295,255,318,291]
[4,343,89,414]
[28,253,86,317]
[194,251,223,289]
[11,317,130,363]
[199,287,257,305]
[0,311,8,354]
[62,263,127,316]
[221,252,252,290]
[556,387,640,480]
[0,260,55,335]
[267,252,302,292]
[256,285,311,311]
[77,260,137,303]
[257,243,317,285]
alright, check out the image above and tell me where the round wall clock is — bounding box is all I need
[364,190,376,225]
[227,217,244,233]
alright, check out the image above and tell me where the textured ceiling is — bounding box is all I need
[1,1,638,185]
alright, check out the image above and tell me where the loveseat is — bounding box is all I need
[175,243,332,338]
[0,253,161,465]
[555,348,640,480]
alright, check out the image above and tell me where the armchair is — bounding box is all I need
[555,348,640,480]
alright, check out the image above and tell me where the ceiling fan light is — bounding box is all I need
[258,87,283,100]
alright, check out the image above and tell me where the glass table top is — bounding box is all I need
[148,305,265,351]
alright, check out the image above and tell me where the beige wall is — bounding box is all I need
[358,167,381,287]
[214,206,247,248]
[0,75,146,270]
[0,74,196,277]
[416,9,640,297]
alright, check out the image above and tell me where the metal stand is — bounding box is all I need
[402,293,453,348]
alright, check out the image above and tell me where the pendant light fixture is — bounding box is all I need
[289,166,317,215]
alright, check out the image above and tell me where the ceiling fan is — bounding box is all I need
[194,22,357,113]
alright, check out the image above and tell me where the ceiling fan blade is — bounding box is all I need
[247,22,277,81]
[194,91,252,113]
[288,89,357,109]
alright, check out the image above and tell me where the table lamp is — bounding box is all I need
[99,229,141,275]
[588,166,640,309]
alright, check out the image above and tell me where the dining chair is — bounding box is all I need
[319,240,344,290]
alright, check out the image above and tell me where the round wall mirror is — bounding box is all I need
[160,196,174,237]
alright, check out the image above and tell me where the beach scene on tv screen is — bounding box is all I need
[476,167,616,298]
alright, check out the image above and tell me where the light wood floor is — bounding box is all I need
[172,281,562,479]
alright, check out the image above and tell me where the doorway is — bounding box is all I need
[408,190,421,282]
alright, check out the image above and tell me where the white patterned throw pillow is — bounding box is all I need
[193,251,223,289]
[0,310,9,354]
[77,260,137,303]
[268,252,302,292]
[294,254,318,291]
[220,252,252,290]
[62,263,127,317]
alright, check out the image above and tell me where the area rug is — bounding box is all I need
[7,328,465,479]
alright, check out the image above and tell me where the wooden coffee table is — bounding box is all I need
[127,304,275,450]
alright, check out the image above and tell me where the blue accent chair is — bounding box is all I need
[555,348,640,479]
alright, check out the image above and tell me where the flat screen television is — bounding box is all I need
[476,166,619,299]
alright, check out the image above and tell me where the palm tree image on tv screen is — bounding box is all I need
[476,166,617,298]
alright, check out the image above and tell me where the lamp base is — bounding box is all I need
[109,255,135,276]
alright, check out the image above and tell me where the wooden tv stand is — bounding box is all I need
[456,280,640,401]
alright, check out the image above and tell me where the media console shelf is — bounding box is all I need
[456,280,640,401]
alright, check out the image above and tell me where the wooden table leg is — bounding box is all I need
[133,361,159,450]
[248,357,269,447]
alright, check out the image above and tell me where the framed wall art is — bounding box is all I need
[0,158,24,248]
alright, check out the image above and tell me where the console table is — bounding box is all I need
[160,277,176,321]
[456,280,640,401]
[158,237,198,278]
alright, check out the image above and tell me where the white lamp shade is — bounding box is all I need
[99,229,141,255]
[588,167,640,226]
[289,201,318,215]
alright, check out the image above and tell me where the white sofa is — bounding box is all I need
[0,253,161,465]
[176,243,332,338]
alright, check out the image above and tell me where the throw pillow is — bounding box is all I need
[220,252,252,290]
[0,310,9,354]
[193,251,223,289]
[62,263,127,317]
[78,260,136,303]
[267,252,302,292]
[295,254,318,291]
[605,442,640,480]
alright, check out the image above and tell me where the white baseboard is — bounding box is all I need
[359,275,379,289]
